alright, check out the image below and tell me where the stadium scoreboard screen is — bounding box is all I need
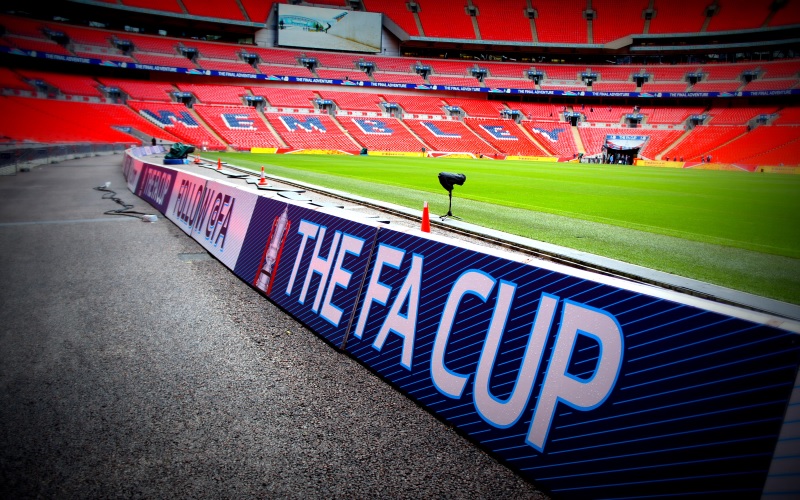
[277,4,382,53]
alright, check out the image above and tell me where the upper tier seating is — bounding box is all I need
[0,14,47,38]
[415,0,475,39]
[526,121,580,157]
[315,69,368,81]
[336,116,427,152]
[641,82,690,92]
[595,66,636,81]
[578,127,684,157]
[240,0,270,23]
[581,105,630,123]
[249,87,318,108]
[4,36,73,56]
[300,50,362,69]
[129,100,226,149]
[193,105,282,150]
[428,76,482,87]
[590,82,638,92]
[648,0,708,34]
[97,79,175,101]
[363,0,419,36]
[645,66,697,82]
[689,81,742,92]
[759,60,800,79]
[769,0,800,26]
[464,118,547,156]
[264,113,360,150]
[176,84,249,105]
[592,0,648,44]
[0,96,178,144]
[473,0,533,42]
[73,51,136,63]
[404,119,499,154]
[535,0,587,43]
[256,65,314,78]
[482,78,536,89]
[706,0,772,31]
[370,72,427,84]
[702,63,759,81]
[540,65,587,81]
[57,26,114,47]
[483,62,533,78]
[120,0,183,13]
[181,0,246,21]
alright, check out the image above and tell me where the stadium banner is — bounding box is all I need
[282,149,357,156]
[685,162,756,172]
[124,150,800,498]
[759,165,800,174]
[164,170,211,236]
[344,226,800,499]
[234,198,380,347]
[134,163,179,215]
[184,179,260,271]
[634,159,685,168]
[122,153,145,194]
[4,46,800,99]
[505,156,560,162]
[367,151,425,157]
[250,147,278,154]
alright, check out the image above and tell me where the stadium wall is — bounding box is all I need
[123,149,800,498]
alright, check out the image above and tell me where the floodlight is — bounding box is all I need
[437,172,466,221]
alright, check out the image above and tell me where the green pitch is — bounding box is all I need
[210,153,800,305]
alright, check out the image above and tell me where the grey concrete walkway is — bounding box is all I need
[0,156,546,498]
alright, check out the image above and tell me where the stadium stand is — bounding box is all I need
[56,26,114,48]
[539,65,586,81]
[363,0,419,36]
[702,63,759,81]
[181,0,246,21]
[472,0,533,42]
[415,0,475,39]
[193,105,282,150]
[723,126,800,164]
[741,79,798,91]
[705,0,772,32]
[483,62,533,78]
[4,36,74,56]
[640,106,705,124]
[706,106,779,125]
[133,53,195,68]
[299,50,361,69]
[464,118,547,156]
[175,84,249,105]
[0,96,178,144]
[772,106,800,125]
[641,82,690,92]
[184,40,241,60]
[256,65,314,78]
[534,0,588,44]
[769,0,800,26]
[370,72,428,84]
[427,75,482,87]
[0,14,47,38]
[247,47,303,66]
[16,71,103,98]
[689,81,742,92]
[264,113,360,150]
[249,87,317,108]
[581,105,630,123]
[336,115,427,152]
[515,103,564,121]
[196,60,259,74]
[315,90,385,112]
[129,101,227,150]
[482,78,536,89]
[526,121,580,157]
[404,119,499,154]
[442,98,506,117]
[645,66,696,82]
[240,0,270,23]
[590,82,638,92]
[0,68,34,92]
[595,66,635,81]
[117,33,180,54]
[314,69,369,81]
[647,0,708,34]
[662,125,747,161]
[428,60,480,76]
[592,0,648,44]
[97,79,175,101]
[759,60,800,79]
[119,0,184,14]
[73,51,136,63]
[385,94,446,115]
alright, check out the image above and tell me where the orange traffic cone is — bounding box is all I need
[194,155,201,164]
[217,158,222,171]
[258,166,267,185]
[421,201,430,233]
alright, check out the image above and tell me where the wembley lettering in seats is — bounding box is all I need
[140,109,199,128]
[353,118,393,135]
[279,115,327,132]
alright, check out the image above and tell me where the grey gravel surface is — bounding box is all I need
[0,156,549,498]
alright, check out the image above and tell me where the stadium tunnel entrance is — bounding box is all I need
[602,134,648,165]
